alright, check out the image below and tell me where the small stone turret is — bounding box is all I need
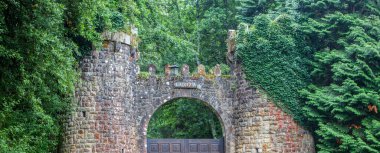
[62,30,139,153]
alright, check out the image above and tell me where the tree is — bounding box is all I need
[0,0,138,152]
[136,0,198,73]
[0,1,76,152]
[300,4,380,152]
[198,7,230,66]
[137,0,237,73]
[237,0,301,23]
[237,0,279,23]
[60,0,139,58]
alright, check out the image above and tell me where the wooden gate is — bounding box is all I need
[147,139,224,153]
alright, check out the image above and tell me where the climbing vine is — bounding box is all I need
[237,14,312,124]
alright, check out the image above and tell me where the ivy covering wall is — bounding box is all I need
[237,14,311,123]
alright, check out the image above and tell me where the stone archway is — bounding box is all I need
[144,97,226,152]
[134,74,236,153]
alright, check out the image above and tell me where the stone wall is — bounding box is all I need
[63,31,315,153]
[234,63,315,153]
[62,32,139,153]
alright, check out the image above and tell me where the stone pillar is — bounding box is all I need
[182,64,190,78]
[148,64,156,77]
[213,64,221,77]
[165,64,170,79]
[197,64,206,76]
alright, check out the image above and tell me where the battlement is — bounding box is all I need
[140,64,229,80]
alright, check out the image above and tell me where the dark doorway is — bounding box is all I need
[147,98,224,153]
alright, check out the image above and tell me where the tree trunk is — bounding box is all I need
[209,119,217,139]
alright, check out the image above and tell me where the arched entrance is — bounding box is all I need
[146,98,225,153]
[135,75,236,153]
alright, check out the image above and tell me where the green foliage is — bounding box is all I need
[237,14,311,123]
[3,0,379,152]
[301,11,380,152]
[60,0,138,58]
[136,0,198,73]
[137,0,237,73]
[147,98,223,139]
[238,0,380,152]
[237,0,279,22]
[138,72,150,80]
[220,64,231,75]
[198,7,237,66]
[299,0,380,17]
[237,0,301,23]
[0,0,76,152]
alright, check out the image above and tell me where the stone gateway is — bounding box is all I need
[62,31,315,153]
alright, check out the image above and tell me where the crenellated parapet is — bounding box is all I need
[144,64,226,80]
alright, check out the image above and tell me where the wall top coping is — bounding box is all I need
[102,27,138,45]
